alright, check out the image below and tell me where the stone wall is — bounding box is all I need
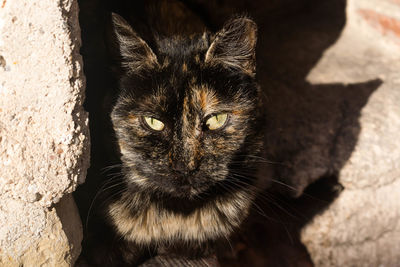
[300,0,400,266]
[0,0,89,266]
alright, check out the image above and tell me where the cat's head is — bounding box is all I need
[110,14,264,198]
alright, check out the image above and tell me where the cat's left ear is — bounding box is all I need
[205,17,257,76]
[111,13,159,73]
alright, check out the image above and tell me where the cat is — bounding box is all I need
[81,2,267,265]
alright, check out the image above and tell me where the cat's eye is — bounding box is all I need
[205,113,228,130]
[143,116,165,131]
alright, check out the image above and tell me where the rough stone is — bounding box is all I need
[0,194,83,267]
[0,0,88,265]
[300,0,400,266]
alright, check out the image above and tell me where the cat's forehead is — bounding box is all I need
[142,79,249,120]
[155,34,209,72]
[122,34,254,116]
[156,33,210,58]
[147,82,221,115]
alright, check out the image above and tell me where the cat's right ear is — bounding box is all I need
[205,17,257,76]
[111,13,159,73]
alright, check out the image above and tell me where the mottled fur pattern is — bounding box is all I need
[90,7,265,265]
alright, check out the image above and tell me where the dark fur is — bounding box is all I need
[83,4,265,266]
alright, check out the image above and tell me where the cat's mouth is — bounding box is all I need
[156,174,218,198]
[127,166,226,198]
[165,174,213,198]
[171,184,204,198]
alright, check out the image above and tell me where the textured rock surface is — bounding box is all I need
[300,0,400,266]
[0,0,88,265]
[0,194,83,267]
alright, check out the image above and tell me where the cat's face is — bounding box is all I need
[111,14,264,198]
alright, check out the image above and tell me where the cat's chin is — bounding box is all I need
[128,170,223,199]
[139,179,215,200]
[157,183,211,199]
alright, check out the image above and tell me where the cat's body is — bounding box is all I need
[82,2,266,265]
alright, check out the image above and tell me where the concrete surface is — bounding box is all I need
[0,0,89,265]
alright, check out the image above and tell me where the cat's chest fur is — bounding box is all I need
[108,190,253,245]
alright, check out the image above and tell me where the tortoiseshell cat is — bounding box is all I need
[82,2,266,265]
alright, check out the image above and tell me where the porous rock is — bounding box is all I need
[0,0,89,265]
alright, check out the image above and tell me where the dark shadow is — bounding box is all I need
[74,0,382,265]
[184,0,382,265]
[219,175,343,267]
[74,0,115,224]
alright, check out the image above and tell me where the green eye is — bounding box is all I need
[143,116,165,131]
[205,113,228,130]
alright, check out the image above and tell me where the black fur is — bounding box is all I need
[81,3,266,266]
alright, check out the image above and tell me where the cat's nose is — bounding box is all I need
[172,160,188,175]
[172,159,199,176]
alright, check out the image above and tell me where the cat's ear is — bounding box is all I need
[111,13,159,73]
[205,17,257,76]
